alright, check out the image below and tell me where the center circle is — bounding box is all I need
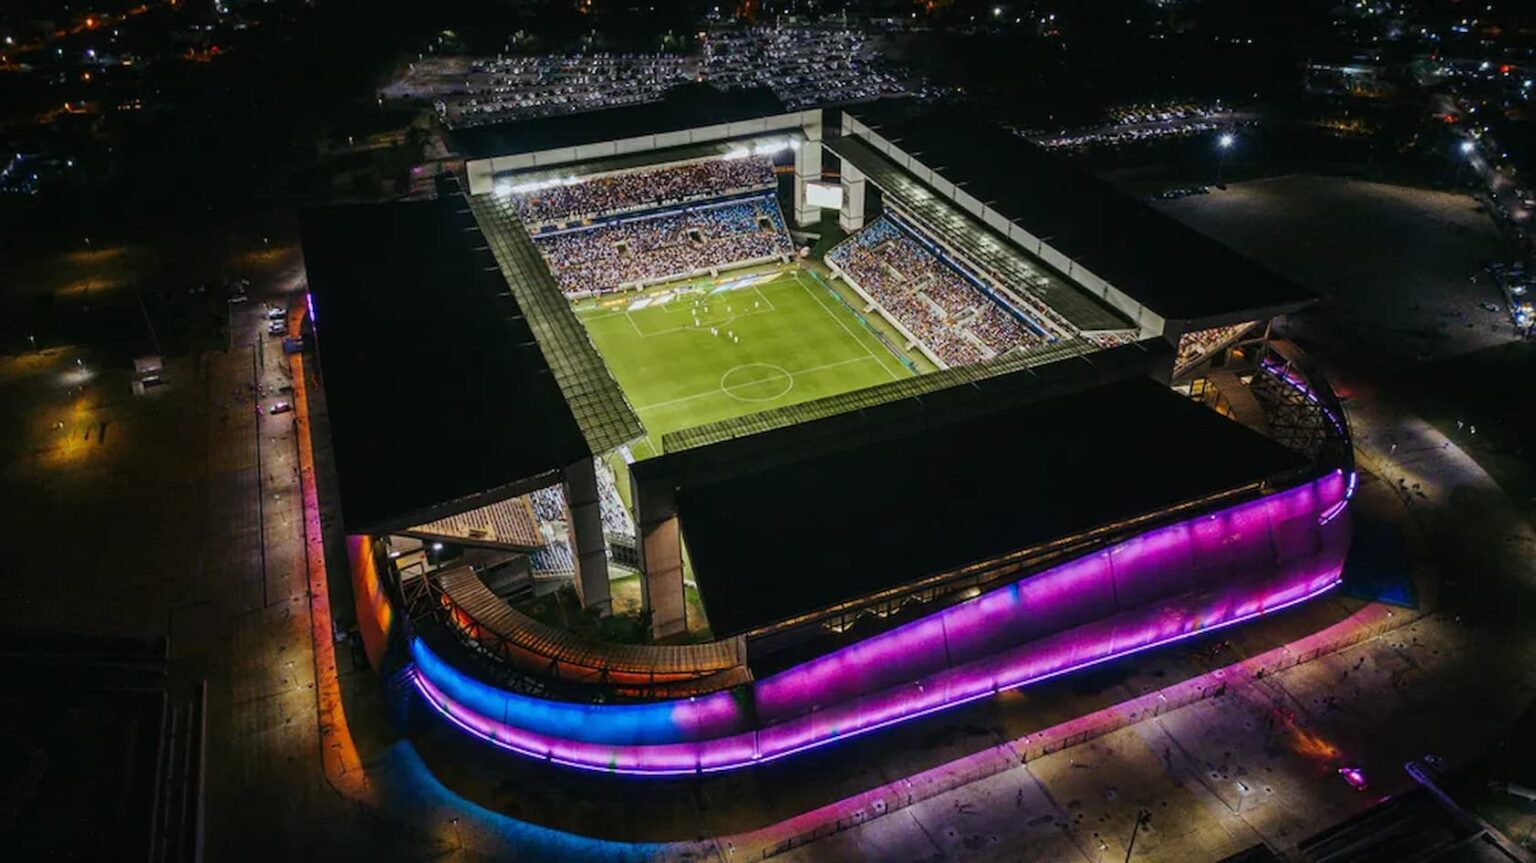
[720,363,794,402]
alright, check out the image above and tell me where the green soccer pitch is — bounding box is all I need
[573,267,922,460]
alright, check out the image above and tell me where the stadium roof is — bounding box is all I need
[301,197,595,533]
[662,336,1115,453]
[453,84,786,161]
[467,194,644,454]
[496,139,755,186]
[825,135,1132,334]
[843,102,1316,326]
[673,376,1308,636]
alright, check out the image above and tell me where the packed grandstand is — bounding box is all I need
[533,196,793,295]
[495,150,1121,371]
[827,215,1053,366]
[502,154,796,296]
[507,155,777,225]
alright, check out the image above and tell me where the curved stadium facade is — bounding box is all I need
[301,91,1356,777]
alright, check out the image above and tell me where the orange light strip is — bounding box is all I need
[289,304,369,797]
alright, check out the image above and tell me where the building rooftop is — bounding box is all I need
[675,375,1308,636]
[301,198,594,533]
[844,102,1316,327]
[452,83,786,161]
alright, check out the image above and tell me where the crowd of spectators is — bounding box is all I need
[827,216,1049,366]
[530,538,575,575]
[535,196,792,295]
[1084,330,1141,349]
[1176,321,1252,368]
[529,485,567,523]
[510,156,775,225]
[596,459,635,540]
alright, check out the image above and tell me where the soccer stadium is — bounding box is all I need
[297,86,1355,777]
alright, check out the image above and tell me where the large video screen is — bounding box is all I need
[806,181,843,209]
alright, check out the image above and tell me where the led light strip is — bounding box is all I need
[410,576,1343,776]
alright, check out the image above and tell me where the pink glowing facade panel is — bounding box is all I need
[411,469,1352,774]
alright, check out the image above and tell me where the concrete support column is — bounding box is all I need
[634,476,687,639]
[840,162,867,233]
[792,130,824,228]
[563,457,611,615]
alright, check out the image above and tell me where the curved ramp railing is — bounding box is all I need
[406,468,1353,775]
[431,566,750,696]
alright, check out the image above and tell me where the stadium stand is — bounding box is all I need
[1176,321,1257,370]
[596,459,636,540]
[434,566,749,690]
[406,496,544,549]
[826,215,1049,366]
[528,485,567,523]
[509,155,776,226]
[533,195,792,295]
[529,538,575,575]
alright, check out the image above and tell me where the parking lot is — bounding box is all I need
[1155,174,1519,368]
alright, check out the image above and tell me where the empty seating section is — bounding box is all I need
[533,196,793,296]
[827,216,1050,367]
[436,566,749,689]
[408,497,544,549]
[510,155,776,226]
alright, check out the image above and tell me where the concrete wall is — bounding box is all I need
[634,474,687,639]
[466,110,823,196]
[563,457,611,614]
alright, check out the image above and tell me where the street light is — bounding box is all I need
[1215,133,1236,187]
[1461,139,1476,156]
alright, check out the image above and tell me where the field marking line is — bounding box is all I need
[795,272,903,382]
[719,363,795,403]
[630,355,881,413]
[749,283,778,314]
[625,297,777,339]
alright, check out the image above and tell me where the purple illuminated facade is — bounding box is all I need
[404,468,1353,775]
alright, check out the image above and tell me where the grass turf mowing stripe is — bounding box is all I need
[576,267,916,458]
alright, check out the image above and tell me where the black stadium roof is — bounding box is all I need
[675,376,1307,637]
[843,102,1315,326]
[453,84,787,161]
[301,198,591,533]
